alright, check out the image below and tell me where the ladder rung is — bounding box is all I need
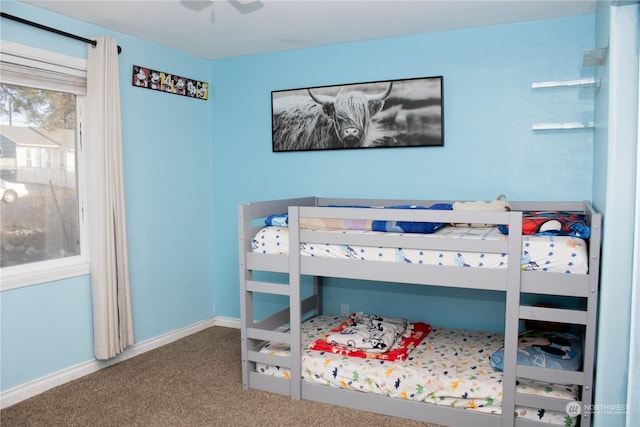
[246,328,290,344]
[517,365,585,385]
[247,280,290,296]
[519,305,587,325]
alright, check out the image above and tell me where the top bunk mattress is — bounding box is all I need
[252,225,589,274]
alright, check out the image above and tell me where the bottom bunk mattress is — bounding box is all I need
[256,315,578,426]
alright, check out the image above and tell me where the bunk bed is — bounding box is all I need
[238,197,601,427]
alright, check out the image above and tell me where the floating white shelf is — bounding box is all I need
[531,78,598,89]
[532,122,595,131]
[530,46,605,132]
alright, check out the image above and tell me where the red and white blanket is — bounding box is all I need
[309,312,432,361]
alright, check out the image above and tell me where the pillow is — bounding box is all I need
[490,330,582,372]
[452,195,511,228]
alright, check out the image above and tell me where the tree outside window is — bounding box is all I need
[0,84,81,268]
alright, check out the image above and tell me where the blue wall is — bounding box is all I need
[0,1,214,391]
[6,3,632,425]
[211,16,596,329]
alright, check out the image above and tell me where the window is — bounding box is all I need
[0,41,88,290]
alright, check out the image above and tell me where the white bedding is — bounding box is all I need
[257,315,578,426]
[252,225,589,274]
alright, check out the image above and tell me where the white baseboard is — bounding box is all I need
[0,316,239,409]
[213,316,241,329]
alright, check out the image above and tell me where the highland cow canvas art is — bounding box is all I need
[271,76,443,152]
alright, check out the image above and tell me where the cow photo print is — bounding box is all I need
[271,76,443,152]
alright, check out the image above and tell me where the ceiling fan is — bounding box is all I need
[180,0,264,22]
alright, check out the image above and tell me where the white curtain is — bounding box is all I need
[86,36,134,360]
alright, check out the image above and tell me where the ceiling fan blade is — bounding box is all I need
[180,0,213,12]
[180,0,262,23]
[227,0,264,14]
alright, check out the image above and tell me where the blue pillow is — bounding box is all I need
[490,331,582,372]
[265,213,288,226]
[371,203,452,234]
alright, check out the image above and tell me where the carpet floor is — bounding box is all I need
[1,326,444,427]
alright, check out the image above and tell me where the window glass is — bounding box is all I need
[0,84,81,268]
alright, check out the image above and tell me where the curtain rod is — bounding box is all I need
[1,12,122,54]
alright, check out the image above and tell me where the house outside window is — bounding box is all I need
[0,41,89,290]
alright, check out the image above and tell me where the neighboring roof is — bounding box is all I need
[0,125,75,151]
[32,127,76,151]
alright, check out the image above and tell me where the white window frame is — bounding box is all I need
[0,40,89,291]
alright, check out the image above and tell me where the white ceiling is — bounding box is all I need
[23,0,597,60]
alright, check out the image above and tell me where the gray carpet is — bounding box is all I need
[1,327,443,427]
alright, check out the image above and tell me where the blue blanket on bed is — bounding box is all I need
[265,203,453,234]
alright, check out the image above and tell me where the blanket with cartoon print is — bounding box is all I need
[498,211,590,238]
[309,312,431,361]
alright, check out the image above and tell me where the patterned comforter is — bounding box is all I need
[257,315,578,426]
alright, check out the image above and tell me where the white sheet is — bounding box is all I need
[252,225,589,274]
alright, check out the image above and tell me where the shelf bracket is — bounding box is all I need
[583,47,608,67]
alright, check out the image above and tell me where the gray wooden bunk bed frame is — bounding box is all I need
[238,197,601,427]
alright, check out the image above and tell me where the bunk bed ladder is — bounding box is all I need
[239,197,320,400]
[510,202,601,427]
[239,203,289,394]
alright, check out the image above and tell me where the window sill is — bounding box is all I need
[1,257,90,291]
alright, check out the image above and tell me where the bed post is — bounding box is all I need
[500,210,523,426]
[288,205,303,400]
[313,198,323,317]
[238,203,252,391]
[579,201,601,426]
